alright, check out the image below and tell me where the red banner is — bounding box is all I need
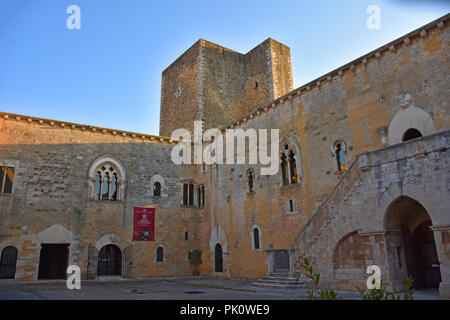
[133,207,155,241]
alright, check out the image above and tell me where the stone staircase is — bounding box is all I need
[252,271,306,289]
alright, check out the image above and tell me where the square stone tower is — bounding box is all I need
[159,38,293,136]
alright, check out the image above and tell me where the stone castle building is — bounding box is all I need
[0,14,449,297]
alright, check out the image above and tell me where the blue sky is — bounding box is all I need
[0,0,448,135]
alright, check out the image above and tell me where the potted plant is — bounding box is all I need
[188,249,202,276]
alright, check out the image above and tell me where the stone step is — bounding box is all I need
[262,276,299,281]
[252,282,307,289]
[256,279,303,285]
[268,271,290,276]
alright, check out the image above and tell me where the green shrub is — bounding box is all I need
[301,257,341,300]
[356,275,414,300]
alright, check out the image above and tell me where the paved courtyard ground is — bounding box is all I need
[0,276,443,300]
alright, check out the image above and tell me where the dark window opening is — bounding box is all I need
[0,166,15,194]
[402,128,423,142]
[153,182,161,197]
[184,231,189,240]
[215,244,223,272]
[183,183,188,205]
[248,170,255,192]
[201,186,205,208]
[189,184,194,206]
[281,153,289,185]
[156,247,163,262]
[0,246,18,279]
[253,228,260,250]
[289,199,294,212]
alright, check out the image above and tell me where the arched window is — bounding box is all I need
[196,185,205,208]
[0,246,18,279]
[89,157,125,201]
[248,169,255,193]
[182,182,195,206]
[388,104,435,145]
[156,247,163,262]
[253,228,260,250]
[332,139,347,172]
[402,128,423,141]
[153,182,161,197]
[279,136,302,186]
[215,243,223,272]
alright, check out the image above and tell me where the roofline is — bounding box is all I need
[162,37,289,73]
[220,13,450,132]
[0,111,178,144]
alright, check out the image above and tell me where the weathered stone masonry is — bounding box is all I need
[0,14,449,297]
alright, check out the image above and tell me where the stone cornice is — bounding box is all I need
[0,111,178,145]
[220,13,449,133]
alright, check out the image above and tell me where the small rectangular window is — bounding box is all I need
[184,231,188,240]
[156,247,163,262]
[183,184,188,205]
[289,200,294,212]
[1,166,14,194]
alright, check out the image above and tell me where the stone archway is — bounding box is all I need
[97,244,122,276]
[384,196,442,290]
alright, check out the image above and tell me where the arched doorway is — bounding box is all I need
[214,243,223,273]
[0,246,18,279]
[385,196,441,289]
[402,128,423,141]
[97,244,122,276]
